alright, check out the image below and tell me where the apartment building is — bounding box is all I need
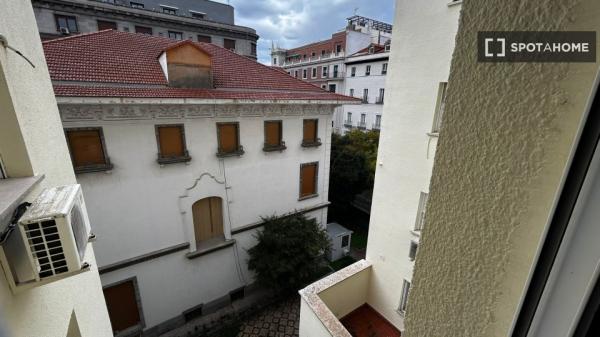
[42,30,358,336]
[298,0,462,335]
[341,43,389,134]
[271,16,392,134]
[32,0,259,59]
[0,0,112,336]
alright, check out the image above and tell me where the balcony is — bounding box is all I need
[299,260,401,337]
[357,122,367,130]
[282,51,345,67]
[376,96,384,104]
[361,97,369,104]
[344,120,354,128]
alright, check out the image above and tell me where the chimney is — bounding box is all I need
[159,42,213,88]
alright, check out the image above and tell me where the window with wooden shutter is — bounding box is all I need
[97,20,117,31]
[263,121,286,151]
[65,128,112,173]
[302,119,321,147]
[217,122,243,157]
[103,279,143,334]
[155,124,190,164]
[299,162,318,199]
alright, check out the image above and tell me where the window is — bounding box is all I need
[299,162,318,199]
[294,70,299,78]
[346,112,352,124]
[251,43,257,56]
[273,58,278,65]
[336,44,342,54]
[432,82,448,133]
[103,279,143,335]
[311,52,316,57]
[362,89,369,103]
[360,113,366,124]
[168,31,183,40]
[97,20,117,31]
[414,192,429,231]
[192,197,224,243]
[321,50,326,56]
[189,11,205,19]
[365,65,371,76]
[409,241,418,261]
[130,2,144,8]
[216,123,243,157]
[224,39,236,51]
[321,84,326,89]
[322,66,328,78]
[303,69,307,79]
[263,120,285,151]
[341,235,350,248]
[377,88,385,104]
[135,26,152,35]
[375,115,382,128]
[197,35,211,43]
[328,84,336,93]
[302,119,321,147]
[382,62,388,75]
[351,67,356,77]
[55,14,78,33]
[312,67,317,78]
[161,6,178,15]
[65,128,112,173]
[155,125,190,164]
[398,280,411,314]
[333,65,339,78]
[349,88,354,97]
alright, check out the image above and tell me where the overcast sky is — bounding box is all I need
[214,0,396,64]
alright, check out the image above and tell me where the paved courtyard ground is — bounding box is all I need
[236,296,300,337]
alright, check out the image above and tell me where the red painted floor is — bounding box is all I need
[340,304,401,337]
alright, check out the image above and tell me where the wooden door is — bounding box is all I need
[103,280,141,334]
[192,197,224,243]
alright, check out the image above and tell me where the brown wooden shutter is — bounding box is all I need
[103,280,141,333]
[66,130,106,168]
[265,121,281,147]
[158,126,185,157]
[303,119,317,143]
[218,123,238,153]
[300,163,317,197]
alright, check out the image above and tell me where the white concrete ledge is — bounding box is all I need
[299,259,372,337]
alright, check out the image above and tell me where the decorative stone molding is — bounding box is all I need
[59,104,335,122]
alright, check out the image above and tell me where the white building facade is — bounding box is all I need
[44,30,358,336]
[297,0,463,336]
[339,46,389,134]
[0,1,112,336]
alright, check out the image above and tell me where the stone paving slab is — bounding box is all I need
[237,296,300,337]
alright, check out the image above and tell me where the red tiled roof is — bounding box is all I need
[43,30,359,102]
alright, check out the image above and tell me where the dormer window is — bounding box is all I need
[189,10,206,19]
[369,46,375,54]
[161,5,178,15]
[159,41,213,88]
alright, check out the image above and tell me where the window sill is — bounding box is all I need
[263,144,287,152]
[298,193,319,201]
[186,239,236,259]
[74,163,113,174]
[427,132,439,137]
[216,149,245,158]
[447,0,463,7]
[157,156,192,165]
[301,140,322,148]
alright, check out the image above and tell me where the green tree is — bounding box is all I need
[248,214,330,293]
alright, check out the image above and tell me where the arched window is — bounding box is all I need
[192,197,224,243]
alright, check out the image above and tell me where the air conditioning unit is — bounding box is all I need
[17,184,92,282]
[59,27,70,35]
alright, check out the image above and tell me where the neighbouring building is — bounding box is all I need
[405,0,600,336]
[42,30,359,335]
[271,16,392,134]
[298,0,461,336]
[0,0,112,336]
[32,0,259,59]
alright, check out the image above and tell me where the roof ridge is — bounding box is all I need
[42,29,115,44]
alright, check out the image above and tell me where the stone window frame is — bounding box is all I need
[103,276,146,337]
[216,122,244,158]
[64,127,113,174]
[155,124,192,165]
[299,161,319,200]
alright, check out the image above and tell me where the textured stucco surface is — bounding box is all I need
[0,1,113,336]
[405,1,600,337]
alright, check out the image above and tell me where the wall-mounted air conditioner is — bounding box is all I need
[17,184,92,282]
[0,184,95,293]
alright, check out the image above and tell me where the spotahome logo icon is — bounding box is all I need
[478,31,596,62]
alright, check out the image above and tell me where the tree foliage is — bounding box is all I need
[247,214,330,293]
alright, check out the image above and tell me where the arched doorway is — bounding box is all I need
[192,197,224,244]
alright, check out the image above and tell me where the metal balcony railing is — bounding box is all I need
[376,96,384,104]
[344,120,354,127]
[357,122,367,129]
[361,96,369,104]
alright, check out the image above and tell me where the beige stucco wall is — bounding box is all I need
[405,1,600,337]
[0,0,113,336]
[299,297,333,337]
[318,267,370,319]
